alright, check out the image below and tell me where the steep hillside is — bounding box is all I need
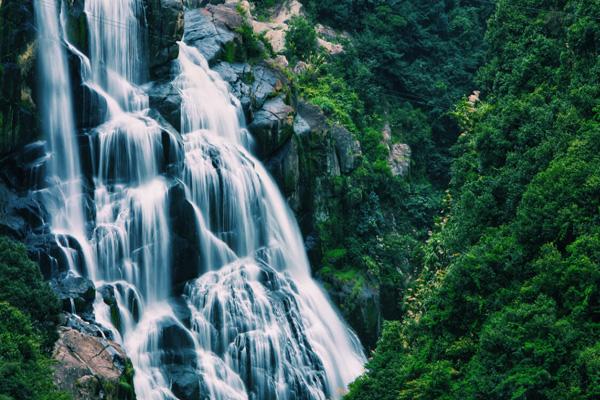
[346,0,600,398]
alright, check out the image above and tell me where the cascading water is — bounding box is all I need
[34,0,95,276]
[35,0,366,398]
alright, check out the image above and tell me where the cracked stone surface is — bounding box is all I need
[53,327,128,400]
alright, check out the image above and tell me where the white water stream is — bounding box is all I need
[34,1,365,398]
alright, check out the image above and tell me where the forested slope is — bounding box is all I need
[345,0,600,398]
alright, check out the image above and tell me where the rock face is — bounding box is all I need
[145,0,185,78]
[183,6,238,65]
[53,327,136,400]
[0,0,39,155]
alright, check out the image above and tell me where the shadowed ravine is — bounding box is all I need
[34,0,366,399]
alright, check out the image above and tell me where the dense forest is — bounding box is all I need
[0,0,599,398]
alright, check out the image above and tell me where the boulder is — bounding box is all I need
[250,63,287,109]
[53,327,135,400]
[183,8,236,65]
[292,114,311,137]
[248,95,294,157]
[388,142,411,177]
[50,273,96,320]
[145,0,185,78]
[213,62,253,115]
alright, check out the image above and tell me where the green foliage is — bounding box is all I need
[285,16,318,63]
[303,0,494,184]
[0,302,69,400]
[347,1,600,398]
[0,237,66,399]
[0,237,61,351]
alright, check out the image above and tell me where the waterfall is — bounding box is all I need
[35,0,366,398]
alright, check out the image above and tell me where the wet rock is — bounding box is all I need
[145,0,185,78]
[248,95,294,157]
[0,191,46,238]
[183,8,236,65]
[50,273,96,320]
[148,80,183,132]
[169,182,202,292]
[0,140,49,191]
[331,125,362,174]
[63,312,114,340]
[165,365,202,400]
[53,327,135,400]
[213,61,253,115]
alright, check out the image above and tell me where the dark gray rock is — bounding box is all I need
[50,273,96,320]
[165,365,202,400]
[183,8,236,65]
[213,61,253,115]
[145,0,185,78]
[331,125,362,174]
[292,114,311,137]
[63,312,114,340]
[266,137,301,212]
[148,80,183,132]
[250,63,287,110]
[168,181,202,292]
[64,0,88,54]
[248,95,294,157]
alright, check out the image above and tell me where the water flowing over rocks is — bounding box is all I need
[0,0,417,396]
[0,0,371,398]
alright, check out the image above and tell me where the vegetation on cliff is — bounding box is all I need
[0,237,68,399]
[345,0,600,398]
[283,0,492,347]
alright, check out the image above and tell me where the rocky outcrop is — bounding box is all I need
[145,0,185,78]
[248,95,294,157]
[183,6,238,65]
[53,327,136,400]
[382,124,411,177]
[331,125,362,174]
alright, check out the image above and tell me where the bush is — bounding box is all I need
[285,15,317,62]
[0,302,70,400]
[0,237,61,351]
